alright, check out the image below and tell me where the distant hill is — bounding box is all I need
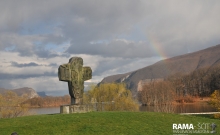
[100,44,220,95]
[0,87,39,98]
[37,91,47,97]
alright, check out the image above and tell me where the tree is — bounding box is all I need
[209,90,220,118]
[22,95,70,107]
[209,67,220,93]
[209,90,220,111]
[0,91,30,118]
[138,80,176,113]
[84,83,139,111]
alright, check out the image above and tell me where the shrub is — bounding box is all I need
[0,91,31,118]
[209,90,220,111]
[176,96,195,103]
[83,83,139,111]
[213,113,220,119]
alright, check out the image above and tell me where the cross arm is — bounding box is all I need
[58,63,71,82]
[83,67,92,81]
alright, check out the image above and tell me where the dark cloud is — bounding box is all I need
[34,47,58,58]
[60,1,146,42]
[67,40,157,58]
[1,1,220,59]
[93,58,135,75]
[11,61,41,67]
[0,0,147,58]
[10,62,60,68]
[90,56,162,77]
[0,72,57,80]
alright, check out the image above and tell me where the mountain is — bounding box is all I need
[37,91,47,97]
[0,87,39,98]
[100,44,220,95]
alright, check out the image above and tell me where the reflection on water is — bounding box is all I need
[29,107,60,115]
[140,102,217,113]
[29,102,217,115]
[175,103,216,113]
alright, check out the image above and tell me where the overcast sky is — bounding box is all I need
[0,0,220,96]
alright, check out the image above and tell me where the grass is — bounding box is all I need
[0,112,219,135]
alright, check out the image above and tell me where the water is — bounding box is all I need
[29,102,216,115]
[29,107,60,115]
[175,103,216,113]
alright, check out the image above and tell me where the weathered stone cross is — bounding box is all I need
[58,57,92,105]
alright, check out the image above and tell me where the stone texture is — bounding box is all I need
[60,104,92,114]
[60,105,69,114]
[58,57,92,105]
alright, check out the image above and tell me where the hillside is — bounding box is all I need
[0,87,39,98]
[100,44,220,94]
[37,91,48,97]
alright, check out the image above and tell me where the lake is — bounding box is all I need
[29,102,217,115]
[29,107,60,115]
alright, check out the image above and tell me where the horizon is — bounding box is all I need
[0,1,220,96]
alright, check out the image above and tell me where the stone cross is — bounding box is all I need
[58,57,92,105]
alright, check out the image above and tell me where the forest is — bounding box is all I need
[138,65,220,106]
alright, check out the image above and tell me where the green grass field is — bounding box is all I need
[0,112,219,135]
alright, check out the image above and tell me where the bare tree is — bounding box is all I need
[139,81,176,113]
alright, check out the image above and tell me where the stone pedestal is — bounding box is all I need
[60,105,70,114]
[60,104,91,114]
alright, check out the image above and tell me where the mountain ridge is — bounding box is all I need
[0,87,39,98]
[100,44,220,94]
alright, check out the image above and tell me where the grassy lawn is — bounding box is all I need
[0,112,219,135]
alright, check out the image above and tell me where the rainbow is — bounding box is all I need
[149,35,168,60]
[147,35,171,75]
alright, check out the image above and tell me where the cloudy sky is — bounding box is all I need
[0,0,220,96]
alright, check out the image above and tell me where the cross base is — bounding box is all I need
[60,104,92,114]
[71,97,83,105]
